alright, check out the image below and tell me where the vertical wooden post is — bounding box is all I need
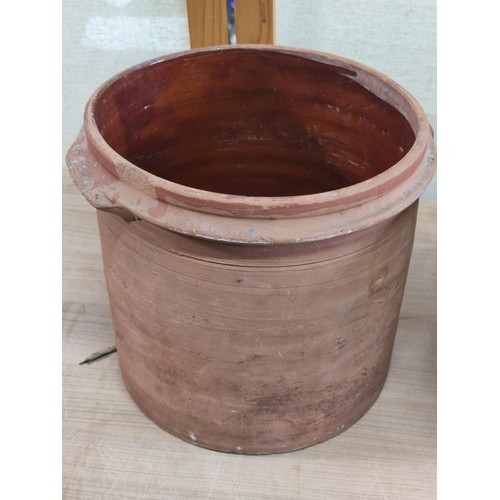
[186,0,274,48]
[186,0,229,48]
[234,0,274,44]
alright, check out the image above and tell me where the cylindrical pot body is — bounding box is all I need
[66,46,436,454]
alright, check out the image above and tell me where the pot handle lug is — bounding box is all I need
[65,128,137,222]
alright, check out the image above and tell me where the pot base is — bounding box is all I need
[120,354,390,454]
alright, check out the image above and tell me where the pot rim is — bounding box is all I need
[68,45,436,244]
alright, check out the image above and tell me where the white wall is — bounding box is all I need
[63,0,436,199]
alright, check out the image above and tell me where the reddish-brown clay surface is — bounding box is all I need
[66,45,436,454]
[98,202,417,453]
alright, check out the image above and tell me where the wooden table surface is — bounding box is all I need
[62,170,436,499]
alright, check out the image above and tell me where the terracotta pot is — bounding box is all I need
[66,45,436,454]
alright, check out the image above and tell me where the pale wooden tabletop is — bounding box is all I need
[62,169,436,499]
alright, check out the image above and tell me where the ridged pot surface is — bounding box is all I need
[66,45,436,454]
[98,202,417,453]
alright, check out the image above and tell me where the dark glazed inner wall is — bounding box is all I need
[94,50,416,197]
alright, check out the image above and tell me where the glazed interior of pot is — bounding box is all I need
[93,49,416,197]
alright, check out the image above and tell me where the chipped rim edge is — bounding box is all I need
[67,45,436,244]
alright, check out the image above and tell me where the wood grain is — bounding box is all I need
[186,0,228,48]
[234,0,274,44]
[186,0,274,48]
[63,169,436,498]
